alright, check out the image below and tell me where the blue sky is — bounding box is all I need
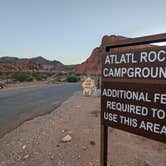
[0,0,166,64]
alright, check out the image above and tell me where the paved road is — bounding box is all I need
[0,83,81,138]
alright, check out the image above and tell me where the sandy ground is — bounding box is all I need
[0,92,166,166]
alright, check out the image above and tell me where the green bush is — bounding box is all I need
[66,73,78,82]
[1,71,55,82]
[12,72,33,82]
[32,72,48,81]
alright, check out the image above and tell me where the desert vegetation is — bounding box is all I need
[66,73,80,82]
[0,71,80,88]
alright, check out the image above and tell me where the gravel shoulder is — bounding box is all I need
[0,92,166,166]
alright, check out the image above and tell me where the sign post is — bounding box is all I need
[100,125,108,166]
[101,33,166,166]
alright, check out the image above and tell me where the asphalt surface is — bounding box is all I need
[0,83,81,138]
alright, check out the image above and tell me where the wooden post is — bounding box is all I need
[100,124,108,166]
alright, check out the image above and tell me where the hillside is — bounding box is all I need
[0,57,25,64]
[31,56,62,69]
[0,56,74,72]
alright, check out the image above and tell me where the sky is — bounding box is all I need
[0,0,166,65]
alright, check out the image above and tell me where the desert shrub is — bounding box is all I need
[12,72,33,82]
[66,73,79,82]
[32,72,48,81]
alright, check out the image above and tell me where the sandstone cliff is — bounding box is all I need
[75,47,101,75]
[75,35,128,75]
[75,34,155,75]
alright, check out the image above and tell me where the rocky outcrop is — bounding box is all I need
[75,35,153,75]
[75,35,129,75]
[0,60,43,71]
[31,56,62,70]
[21,60,43,71]
[0,56,67,72]
[0,56,75,72]
[75,47,101,75]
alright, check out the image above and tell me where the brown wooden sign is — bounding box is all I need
[102,45,166,143]
[101,33,166,166]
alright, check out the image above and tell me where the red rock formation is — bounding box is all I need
[50,64,65,72]
[0,60,43,71]
[75,47,101,75]
[75,35,154,75]
[75,35,128,75]
[0,59,75,73]
[21,60,43,71]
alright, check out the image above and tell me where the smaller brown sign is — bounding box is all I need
[82,77,95,93]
